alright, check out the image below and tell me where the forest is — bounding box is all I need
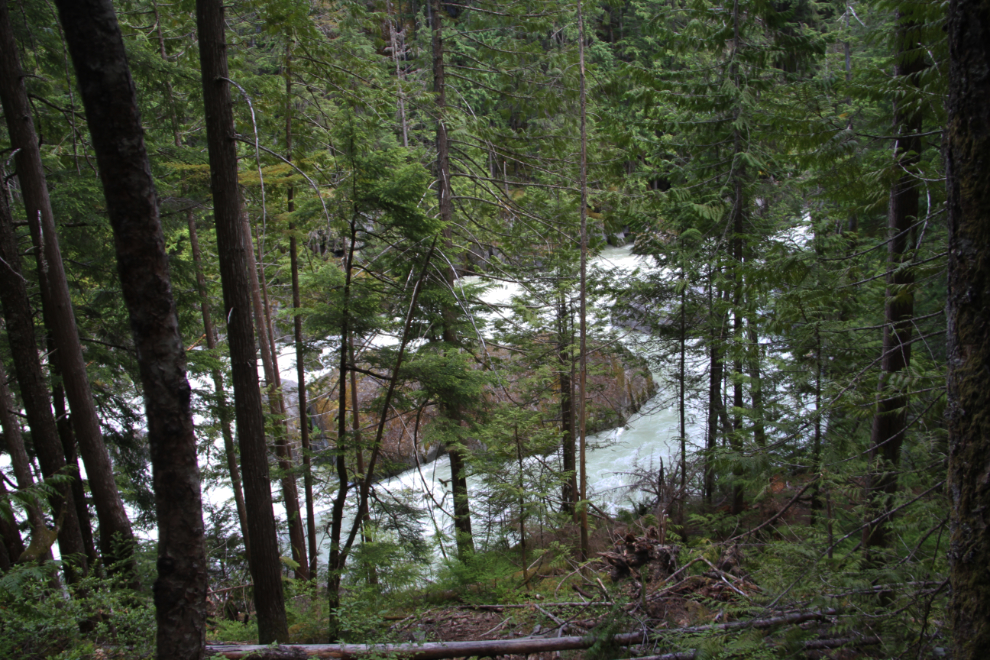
[0,0,988,658]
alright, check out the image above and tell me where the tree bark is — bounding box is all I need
[285,46,319,581]
[0,358,52,561]
[0,168,87,582]
[703,264,725,507]
[243,214,309,581]
[350,338,377,586]
[50,0,210,654]
[728,0,746,516]
[195,0,289,643]
[558,295,576,515]
[431,0,473,559]
[862,11,924,556]
[0,0,136,577]
[290,223,318,576]
[49,365,98,568]
[187,215,251,556]
[946,0,990,656]
[327,216,358,641]
[576,0,590,562]
[0,476,25,567]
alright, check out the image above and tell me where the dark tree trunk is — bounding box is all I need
[431,0,473,559]
[293,227,319,579]
[49,350,99,569]
[195,0,288,643]
[286,49,319,581]
[558,297,576,515]
[187,215,250,556]
[327,217,358,641]
[946,0,990,656]
[576,0,590,562]
[862,11,924,556]
[810,327,824,516]
[350,339,377,586]
[729,0,746,515]
[678,269,688,541]
[0,169,87,582]
[49,1,209,655]
[243,214,309,581]
[0,0,135,576]
[747,322,765,448]
[154,3,249,561]
[327,241,436,637]
[704,265,725,507]
[0,476,24,567]
[705,341,723,507]
[0,358,52,562]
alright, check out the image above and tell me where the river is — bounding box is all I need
[307,244,707,565]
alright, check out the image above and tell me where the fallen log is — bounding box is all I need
[205,609,838,659]
[206,632,648,660]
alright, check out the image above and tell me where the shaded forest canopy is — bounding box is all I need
[0,0,987,658]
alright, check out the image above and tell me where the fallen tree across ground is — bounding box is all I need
[205,609,839,659]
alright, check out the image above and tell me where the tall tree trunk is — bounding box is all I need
[678,266,687,530]
[187,215,250,556]
[1,367,65,584]
[0,359,49,563]
[327,241,437,637]
[327,217,357,641]
[156,0,249,559]
[862,11,924,557]
[514,425,527,579]
[350,338,377,586]
[705,340,723,506]
[50,363,98,568]
[286,50,319,579]
[704,264,726,507]
[0,476,25,566]
[0,0,135,577]
[0,169,87,582]
[431,0,473,559]
[195,0,288,642]
[810,325,823,516]
[728,0,745,516]
[559,295,576,515]
[243,214,309,581]
[387,0,409,148]
[576,0,590,562]
[747,323,765,448]
[946,0,990,655]
[50,1,210,654]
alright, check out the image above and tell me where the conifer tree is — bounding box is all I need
[195,0,288,642]
[946,0,990,653]
[51,0,210,652]
[0,0,137,578]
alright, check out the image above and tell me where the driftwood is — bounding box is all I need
[205,609,839,659]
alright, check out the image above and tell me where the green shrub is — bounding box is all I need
[0,562,155,660]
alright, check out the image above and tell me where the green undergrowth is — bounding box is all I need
[0,561,156,660]
[2,500,950,658]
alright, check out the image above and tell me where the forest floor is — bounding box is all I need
[207,477,900,658]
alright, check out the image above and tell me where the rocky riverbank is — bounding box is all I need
[288,343,654,478]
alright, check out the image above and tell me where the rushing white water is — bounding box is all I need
[305,244,704,564]
[100,245,696,561]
